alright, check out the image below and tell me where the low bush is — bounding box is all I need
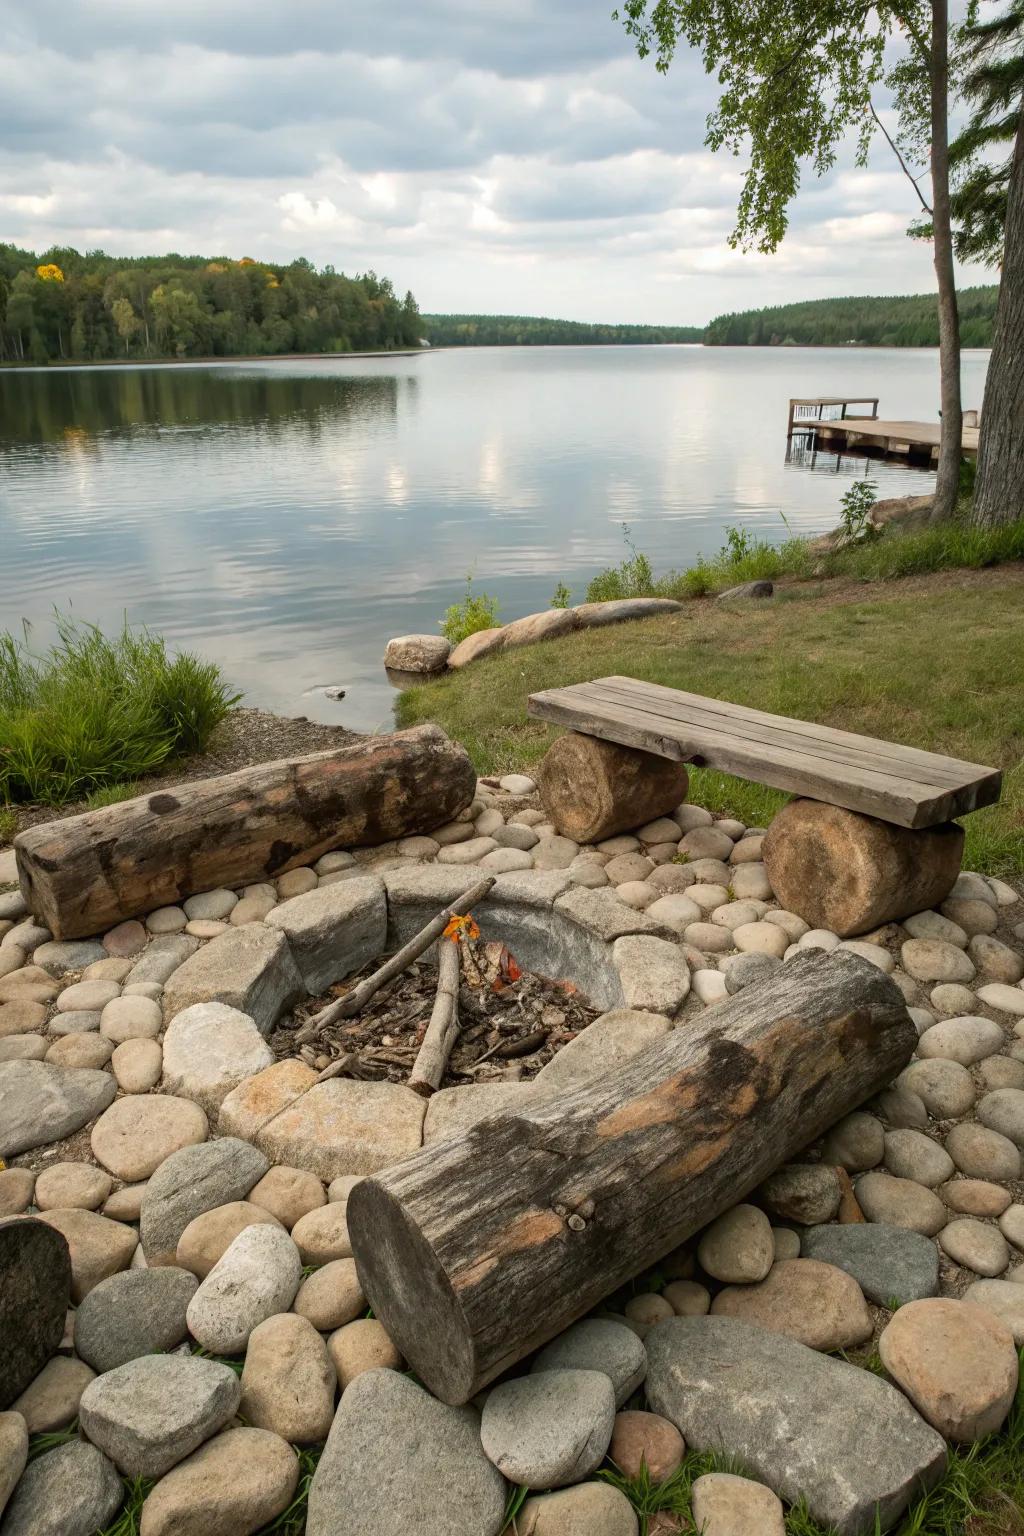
[0,616,240,806]
[585,524,655,602]
[439,576,501,646]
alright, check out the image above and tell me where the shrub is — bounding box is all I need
[585,524,655,602]
[550,581,572,609]
[0,615,240,806]
[439,576,501,646]
[838,479,879,543]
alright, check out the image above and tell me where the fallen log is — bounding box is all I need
[408,937,461,1096]
[15,724,476,940]
[347,949,916,1405]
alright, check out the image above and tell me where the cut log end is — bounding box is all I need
[537,731,689,844]
[348,1177,477,1404]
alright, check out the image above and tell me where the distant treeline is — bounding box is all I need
[424,314,703,346]
[704,287,999,347]
[0,245,422,363]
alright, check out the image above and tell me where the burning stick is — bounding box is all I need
[292,875,495,1046]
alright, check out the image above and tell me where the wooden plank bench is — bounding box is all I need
[527,676,1001,829]
[527,678,1002,935]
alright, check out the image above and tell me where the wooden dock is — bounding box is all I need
[787,397,979,463]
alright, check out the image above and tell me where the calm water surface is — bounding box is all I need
[0,347,990,731]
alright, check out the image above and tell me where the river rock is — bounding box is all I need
[645,1317,946,1536]
[964,1279,1024,1342]
[46,1009,102,1037]
[0,1441,123,1536]
[35,1208,137,1302]
[722,952,780,993]
[758,1163,842,1224]
[916,1015,1005,1065]
[186,1223,302,1354]
[74,1267,198,1372]
[160,1002,274,1113]
[710,1258,872,1351]
[56,979,120,1013]
[0,1060,117,1157]
[899,1058,976,1118]
[855,1173,947,1235]
[534,1009,671,1092]
[162,925,304,1035]
[690,1473,785,1536]
[140,1137,269,1266]
[480,1368,615,1487]
[110,1036,162,1092]
[762,800,963,937]
[940,1178,1013,1217]
[247,1164,325,1228]
[938,1218,1010,1276]
[137,1426,298,1536]
[976,982,1024,1016]
[99,994,162,1042]
[0,1168,35,1216]
[800,1223,938,1304]
[607,1409,685,1481]
[977,1087,1024,1145]
[820,1111,885,1172]
[306,1368,507,1536]
[883,1129,955,1187]
[78,1353,241,1477]
[44,1033,112,1069]
[903,910,968,947]
[239,1312,335,1443]
[176,1201,283,1278]
[611,935,690,1013]
[293,1258,366,1331]
[969,934,1024,983]
[696,1204,774,1283]
[0,1410,28,1518]
[291,1203,351,1262]
[531,1317,647,1406]
[34,1162,112,1212]
[879,1298,1019,1442]
[11,1355,94,1432]
[384,634,451,672]
[517,1484,639,1536]
[946,1121,1022,1181]
[126,933,196,984]
[33,940,106,975]
[91,1093,208,1180]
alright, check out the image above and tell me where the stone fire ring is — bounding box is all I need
[166,865,690,1183]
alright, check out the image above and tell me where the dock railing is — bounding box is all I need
[787,396,880,436]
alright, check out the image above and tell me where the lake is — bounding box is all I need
[0,346,990,732]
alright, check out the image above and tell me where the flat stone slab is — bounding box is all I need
[162,926,304,1035]
[254,1078,427,1180]
[0,1217,73,1408]
[423,1082,537,1144]
[534,1009,671,1092]
[801,1223,940,1306]
[266,876,386,993]
[0,1059,117,1157]
[645,1317,946,1536]
[307,1368,506,1536]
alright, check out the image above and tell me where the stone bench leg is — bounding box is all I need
[537,732,690,844]
[762,799,964,938]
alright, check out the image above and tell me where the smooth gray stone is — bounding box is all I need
[758,1162,842,1224]
[161,926,303,1035]
[266,877,386,993]
[78,1353,241,1478]
[0,1442,122,1536]
[800,1223,939,1305]
[125,933,198,986]
[32,940,107,976]
[0,1218,72,1409]
[717,580,774,600]
[46,1010,102,1036]
[645,1317,946,1536]
[0,1060,117,1157]
[139,1136,270,1265]
[306,1369,506,1536]
[531,1317,647,1407]
[74,1267,199,1373]
[480,1369,615,1488]
[723,952,780,993]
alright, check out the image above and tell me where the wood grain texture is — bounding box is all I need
[348,949,917,1404]
[527,678,1000,827]
[15,725,476,939]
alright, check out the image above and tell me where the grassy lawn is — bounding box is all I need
[397,569,1024,879]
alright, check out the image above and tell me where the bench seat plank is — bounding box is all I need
[527,678,1001,829]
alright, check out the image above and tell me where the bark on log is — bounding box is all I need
[537,730,689,843]
[409,938,461,1096]
[15,725,476,940]
[347,949,916,1405]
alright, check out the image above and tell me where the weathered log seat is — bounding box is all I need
[527,677,1002,936]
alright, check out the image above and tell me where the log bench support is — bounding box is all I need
[348,949,917,1405]
[527,679,1001,937]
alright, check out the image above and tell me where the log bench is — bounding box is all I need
[527,677,1002,936]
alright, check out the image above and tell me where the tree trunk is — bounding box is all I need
[15,724,475,939]
[348,950,916,1405]
[972,108,1024,526]
[929,0,964,522]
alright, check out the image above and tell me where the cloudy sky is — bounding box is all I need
[0,0,992,325]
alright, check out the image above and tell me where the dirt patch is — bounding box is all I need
[3,707,363,845]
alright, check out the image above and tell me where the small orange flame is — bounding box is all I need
[443,912,480,943]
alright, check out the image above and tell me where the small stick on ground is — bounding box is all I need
[409,938,461,1097]
[293,875,495,1044]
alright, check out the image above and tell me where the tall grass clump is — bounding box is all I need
[0,615,240,807]
[440,575,501,646]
